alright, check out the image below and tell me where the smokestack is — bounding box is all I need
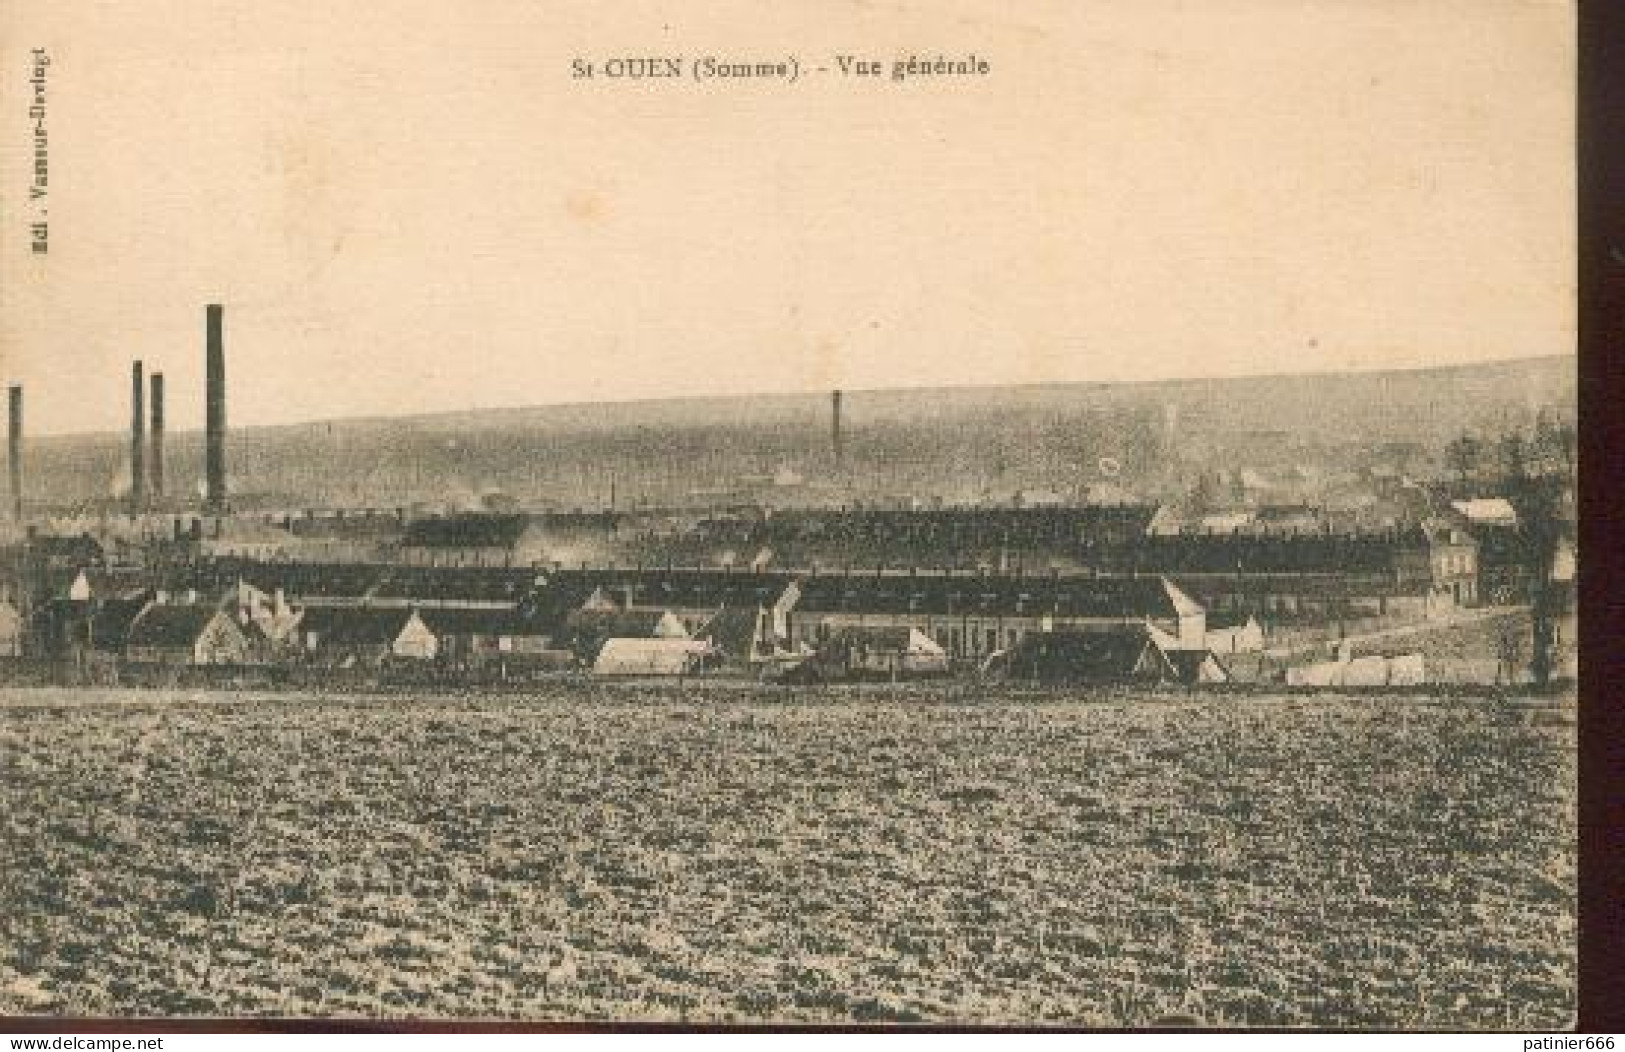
[149,372,165,502]
[205,303,226,513]
[130,360,146,515]
[7,385,21,521]
[832,389,844,472]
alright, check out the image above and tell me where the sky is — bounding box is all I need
[0,0,1575,436]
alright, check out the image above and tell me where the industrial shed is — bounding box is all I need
[593,638,718,677]
[565,607,687,662]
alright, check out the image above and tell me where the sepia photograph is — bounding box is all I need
[0,0,1580,1032]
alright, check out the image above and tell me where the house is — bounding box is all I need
[1421,520,1480,608]
[229,581,305,648]
[125,605,252,666]
[819,626,949,679]
[990,626,1227,685]
[1203,613,1265,655]
[418,607,553,664]
[696,605,779,665]
[48,568,94,603]
[593,638,718,677]
[90,593,159,655]
[26,599,95,660]
[989,628,1167,684]
[300,607,438,664]
[565,572,802,639]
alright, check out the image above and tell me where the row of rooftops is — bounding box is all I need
[6,504,1473,563]
[17,566,1206,627]
[6,540,1448,620]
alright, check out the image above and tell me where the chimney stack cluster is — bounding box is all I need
[8,302,225,522]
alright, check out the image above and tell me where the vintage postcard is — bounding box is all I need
[0,0,1576,1030]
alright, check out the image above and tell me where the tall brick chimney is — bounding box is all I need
[205,304,226,513]
[7,385,21,521]
[130,360,145,515]
[149,372,165,502]
[832,389,844,472]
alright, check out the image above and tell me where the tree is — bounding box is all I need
[1498,432,1529,484]
[1552,422,1577,478]
[1444,434,1481,488]
[1510,473,1564,687]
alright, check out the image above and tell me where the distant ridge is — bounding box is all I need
[28,352,1575,443]
[18,354,1574,512]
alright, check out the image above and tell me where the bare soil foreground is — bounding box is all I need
[0,687,1575,1027]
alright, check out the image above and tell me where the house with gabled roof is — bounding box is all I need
[418,606,553,664]
[558,570,800,639]
[990,625,1228,685]
[125,604,251,666]
[299,606,437,665]
[696,605,778,666]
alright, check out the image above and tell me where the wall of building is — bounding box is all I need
[788,610,1181,660]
